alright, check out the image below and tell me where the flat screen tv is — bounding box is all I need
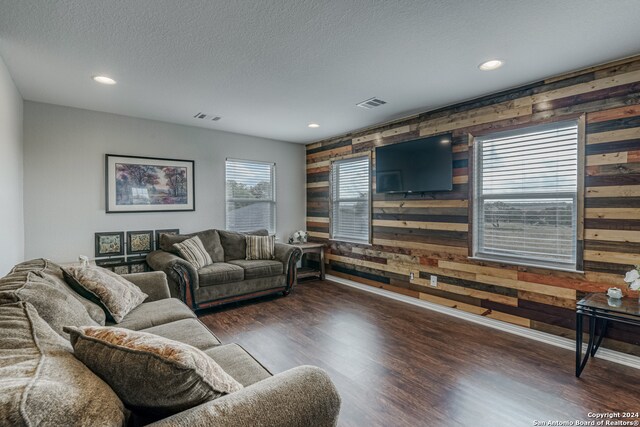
[375,133,453,193]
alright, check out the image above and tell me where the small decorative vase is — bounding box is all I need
[606,287,623,299]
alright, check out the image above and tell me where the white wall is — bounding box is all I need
[0,56,24,275]
[23,102,306,262]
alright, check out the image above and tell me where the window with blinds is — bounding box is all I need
[473,120,579,270]
[225,159,276,234]
[330,156,371,244]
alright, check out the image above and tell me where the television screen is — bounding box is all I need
[375,134,453,193]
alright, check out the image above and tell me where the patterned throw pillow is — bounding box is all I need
[64,326,243,416]
[173,235,213,269]
[245,235,275,260]
[63,266,148,323]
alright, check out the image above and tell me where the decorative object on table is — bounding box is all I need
[288,230,308,244]
[95,232,125,257]
[127,230,154,254]
[606,287,623,299]
[105,154,195,213]
[78,255,90,268]
[155,229,180,250]
[623,265,640,291]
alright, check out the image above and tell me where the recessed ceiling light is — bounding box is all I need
[478,59,504,71]
[92,75,117,85]
[308,123,320,128]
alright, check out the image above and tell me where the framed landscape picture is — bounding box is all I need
[127,230,154,254]
[106,154,195,213]
[95,232,125,257]
[155,229,180,250]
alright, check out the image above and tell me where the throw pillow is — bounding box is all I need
[64,326,243,416]
[0,271,99,339]
[159,229,224,262]
[245,235,276,260]
[219,229,269,261]
[173,235,213,269]
[63,266,148,323]
[0,302,126,426]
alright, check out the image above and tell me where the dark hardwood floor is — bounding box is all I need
[198,280,640,427]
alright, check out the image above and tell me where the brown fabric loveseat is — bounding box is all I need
[0,258,341,426]
[146,229,301,311]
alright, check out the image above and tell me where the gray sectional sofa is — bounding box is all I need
[0,258,341,426]
[147,229,302,311]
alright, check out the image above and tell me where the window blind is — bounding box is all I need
[331,156,370,243]
[473,121,578,269]
[225,159,276,233]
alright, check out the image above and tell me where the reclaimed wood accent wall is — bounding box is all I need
[305,55,640,355]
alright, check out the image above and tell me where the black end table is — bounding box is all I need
[575,293,640,377]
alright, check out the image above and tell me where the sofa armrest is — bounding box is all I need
[274,243,302,289]
[146,251,199,302]
[149,365,340,427]
[121,271,171,302]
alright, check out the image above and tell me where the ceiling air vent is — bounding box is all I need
[193,112,222,121]
[356,97,387,109]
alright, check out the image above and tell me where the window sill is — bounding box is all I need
[468,256,584,274]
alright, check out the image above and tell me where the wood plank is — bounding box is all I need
[306,216,330,223]
[586,184,640,197]
[452,175,468,184]
[372,238,469,256]
[532,69,640,104]
[437,260,518,280]
[306,181,328,189]
[585,208,640,220]
[306,145,352,161]
[587,127,640,145]
[586,151,628,166]
[307,231,329,239]
[372,219,468,232]
[584,229,640,243]
[411,276,518,306]
[380,124,414,138]
[587,105,640,123]
[352,133,381,145]
[417,292,489,315]
[474,275,577,299]
[584,250,639,265]
[517,290,576,310]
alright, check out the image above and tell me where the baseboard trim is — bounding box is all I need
[326,274,640,370]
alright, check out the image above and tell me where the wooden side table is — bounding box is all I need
[294,243,325,281]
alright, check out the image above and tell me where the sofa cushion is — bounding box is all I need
[0,271,99,339]
[174,235,213,269]
[141,318,221,350]
[219,229,269,261]
[9,258,106,325]
[205,343,271,387]
[228,259,283,280]
[245,235,276,260]
[198,262,244,286]
[195,275,286,303]
[65,326,243,417]
[112,298,196,330]
[63,265,148,323]
[160,229,224,263]
[0,302,126,426]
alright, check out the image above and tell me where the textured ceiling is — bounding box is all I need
[1,0,640,144]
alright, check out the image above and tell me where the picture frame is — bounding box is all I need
[113,265,130,275]
[105,154,195,213]
[127,230,154,254]
[95,232,125,257]
[128,258,148,274]
[95,257,125,267]
[155,229,180,250]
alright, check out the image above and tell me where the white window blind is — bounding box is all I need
[473,121,579,270]
[225,159,276,234]
[331,156,370,243]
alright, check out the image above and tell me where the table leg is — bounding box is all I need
[576,311,583,377]
[591,318,609,357]
[319,247,325,281]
